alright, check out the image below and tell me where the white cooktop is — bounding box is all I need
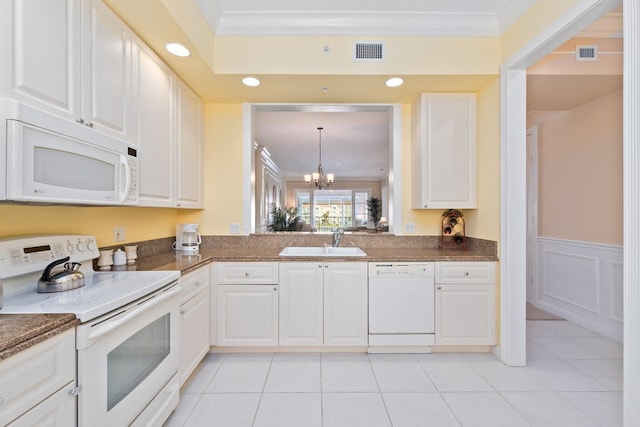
[0,235,180,322]
[1,270,180,322]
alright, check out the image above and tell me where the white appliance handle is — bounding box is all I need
[118,155,131,203]
[87,285,180,341]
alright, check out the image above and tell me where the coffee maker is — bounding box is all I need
[175,224,202,254]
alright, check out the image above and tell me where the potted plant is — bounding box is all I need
[267,205,301,231]
[366,197,381,228]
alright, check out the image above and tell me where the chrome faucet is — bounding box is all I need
[332,228,344,247]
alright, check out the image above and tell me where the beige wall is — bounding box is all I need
[528,90,623,245]
[0,205,180,247]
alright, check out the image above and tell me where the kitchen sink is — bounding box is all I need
[279,246,367,257]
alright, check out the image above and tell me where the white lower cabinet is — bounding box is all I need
[179,265,211,386]
[0,328,77,427]
[278,263,323,346]
[434,262,496,346]
[279,262,368,347]
[217,285,279,346]
[215,263,279,347]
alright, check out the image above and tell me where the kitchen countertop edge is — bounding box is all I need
[0,313,79,361]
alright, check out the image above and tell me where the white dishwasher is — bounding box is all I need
[368,262,435,353]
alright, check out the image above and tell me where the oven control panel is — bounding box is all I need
[0,235,99,279]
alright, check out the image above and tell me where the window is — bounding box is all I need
[295,189,371,232]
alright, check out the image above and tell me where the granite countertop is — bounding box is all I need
[135,243,498,273]
[0,313,79,361]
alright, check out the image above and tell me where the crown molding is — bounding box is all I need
[215,12,504,37]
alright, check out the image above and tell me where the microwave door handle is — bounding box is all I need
[86,285,181,342]
[118,155,131,203]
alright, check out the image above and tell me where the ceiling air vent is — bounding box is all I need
[576,45,598,61]
[353,42,384,62]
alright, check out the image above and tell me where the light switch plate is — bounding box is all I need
[405,223,415,234]
[229,223,241,234]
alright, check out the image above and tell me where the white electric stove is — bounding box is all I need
[0,235,182,427]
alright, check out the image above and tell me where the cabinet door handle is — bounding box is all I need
[318,264,323,268]
[180,309,186,315]
[324,264,328,268]
[464,272,469,276]
[85,121,94,128]
[68,387,81,397]
[76,117,84,124]
[273,287,277,291]
[245,272,250,276]
[437,285,442,290]
[194,281,201,287]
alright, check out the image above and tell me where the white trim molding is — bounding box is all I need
[623,0,640,425]
[532,237,623,342]
[213,6,537,38]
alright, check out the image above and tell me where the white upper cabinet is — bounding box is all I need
[175,80,204,208]
[1,0,134,143]
[82,0,133,142]
[134,38,175,206]
[0,0,81,116]
[134,40,203,209]
[412,93,477,209]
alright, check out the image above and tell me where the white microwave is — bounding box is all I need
[1,100,138,205]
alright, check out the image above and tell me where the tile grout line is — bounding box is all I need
[176,353,228,427]
[413,353,465,427]
[250,352,276,427]
[172,353,227,427]
[367,353,397,427]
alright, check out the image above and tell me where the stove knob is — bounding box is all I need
[66,243,74,254]
[87,240,97,251]
[77,242,86,252]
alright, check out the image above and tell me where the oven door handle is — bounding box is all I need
[87,286,181,341]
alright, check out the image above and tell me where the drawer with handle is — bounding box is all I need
[215,262,279,284]
[435,262,496,283]
[181,265,211,303]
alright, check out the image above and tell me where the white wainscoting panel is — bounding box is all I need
[532,237,623,342]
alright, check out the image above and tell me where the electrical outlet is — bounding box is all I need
[114,227,125,242]
[405,223,415,234]
[230,223,241,234]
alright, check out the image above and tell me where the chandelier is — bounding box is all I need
[304,127,334,190]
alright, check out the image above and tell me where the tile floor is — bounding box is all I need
[164,320,623,427]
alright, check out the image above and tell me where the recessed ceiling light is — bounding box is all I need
[242,77,261,87]
[385,77,404,87]
[166,43,190,57]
